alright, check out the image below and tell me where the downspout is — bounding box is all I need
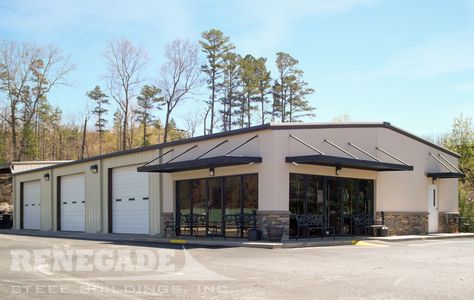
[50,169,54,231]
[158,148,163,236]
[12,174,16,229]
[99,158,103,233]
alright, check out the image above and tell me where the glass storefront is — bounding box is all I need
[176,174,258,238]
[289,173,374,237]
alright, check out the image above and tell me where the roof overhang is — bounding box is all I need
[426,172,465,179]
[137,155,262,173]
[285,155,414,172]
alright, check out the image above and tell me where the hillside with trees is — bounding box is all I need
[0,28,315,162]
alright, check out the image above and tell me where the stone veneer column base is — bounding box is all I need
[161,212,175,237]
[257,211,290,241]
[377,212,428,235]
[438,212,459,233]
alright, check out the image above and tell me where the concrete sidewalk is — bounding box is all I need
[1,229,473,249]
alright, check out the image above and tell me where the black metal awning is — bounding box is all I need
[426,172,465,179]
[137,155,262,173]
[285,155,414,172]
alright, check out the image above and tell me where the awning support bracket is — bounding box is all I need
[348,142,381,162]
[438,154,461,173]
[195,140,228,160]
[324,139,358,159]
[429,153,453,172]
[289,134,325,155]
[166,145,198,164]
[140,148,174,168]
[376,147,409,166]
[225,135,258,156]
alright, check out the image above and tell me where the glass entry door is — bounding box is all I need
[326,178,342,234]
[176,174,258,238]
[289,174,375,237]
[208,178,224,236]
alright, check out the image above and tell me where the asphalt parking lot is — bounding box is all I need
[0,234,473,299]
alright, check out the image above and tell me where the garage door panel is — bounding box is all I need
[112,166,149,234]
[23,181,41,230]
[60,174,85,232]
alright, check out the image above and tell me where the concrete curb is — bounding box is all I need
[368,233,474,242]
[1,230,473,249]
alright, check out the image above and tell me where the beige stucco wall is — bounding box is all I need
[376,128,459,213]
[256,127,459,215]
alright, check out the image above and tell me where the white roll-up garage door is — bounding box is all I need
[23,180,41,230]
[60,173,85,232]
[112,165,149,234]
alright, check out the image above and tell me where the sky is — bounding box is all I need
[1,0,473,138]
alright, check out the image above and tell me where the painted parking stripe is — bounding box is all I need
[170,239,187,244]
[352,240,388,247]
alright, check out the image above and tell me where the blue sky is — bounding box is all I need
[1,0,473,137]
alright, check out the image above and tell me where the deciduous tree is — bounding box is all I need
[159,39,201,143]
[104,38,147,150]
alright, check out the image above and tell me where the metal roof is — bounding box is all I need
[11,122,460,176]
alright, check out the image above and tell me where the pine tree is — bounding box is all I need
[255,57,271,125]
[87,86,109,155]
[199,29,235,134]
[239,55,260,128]
[273,52,315,122]
[220,52,241,131]
[134,85,163,146]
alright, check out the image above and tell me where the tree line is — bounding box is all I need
[0,29,315,162]
[442,115,474,230]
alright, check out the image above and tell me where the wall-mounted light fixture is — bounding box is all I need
[43,173,50,181]
[209,167,215,177]
[335,166,342,176]
[90,164,99,174]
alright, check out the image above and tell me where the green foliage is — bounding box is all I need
[134,85,163,146]
[273,52,315,122]
[444,114,474,184]
[444,115,474,232]
[87,86,109,133]
[459,187,474,232]
[87,85,109,154]
[200,29,235,134]
[219,52,241,131]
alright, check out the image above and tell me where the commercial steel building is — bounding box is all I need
[10,122,463,239]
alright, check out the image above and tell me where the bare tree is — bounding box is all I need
[158,39,201,142]
[182,107,202,138]
[103,38,147,150]
[0,41,75,160]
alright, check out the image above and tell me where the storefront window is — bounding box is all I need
[176,174,258,238]
[289,173,374,237]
